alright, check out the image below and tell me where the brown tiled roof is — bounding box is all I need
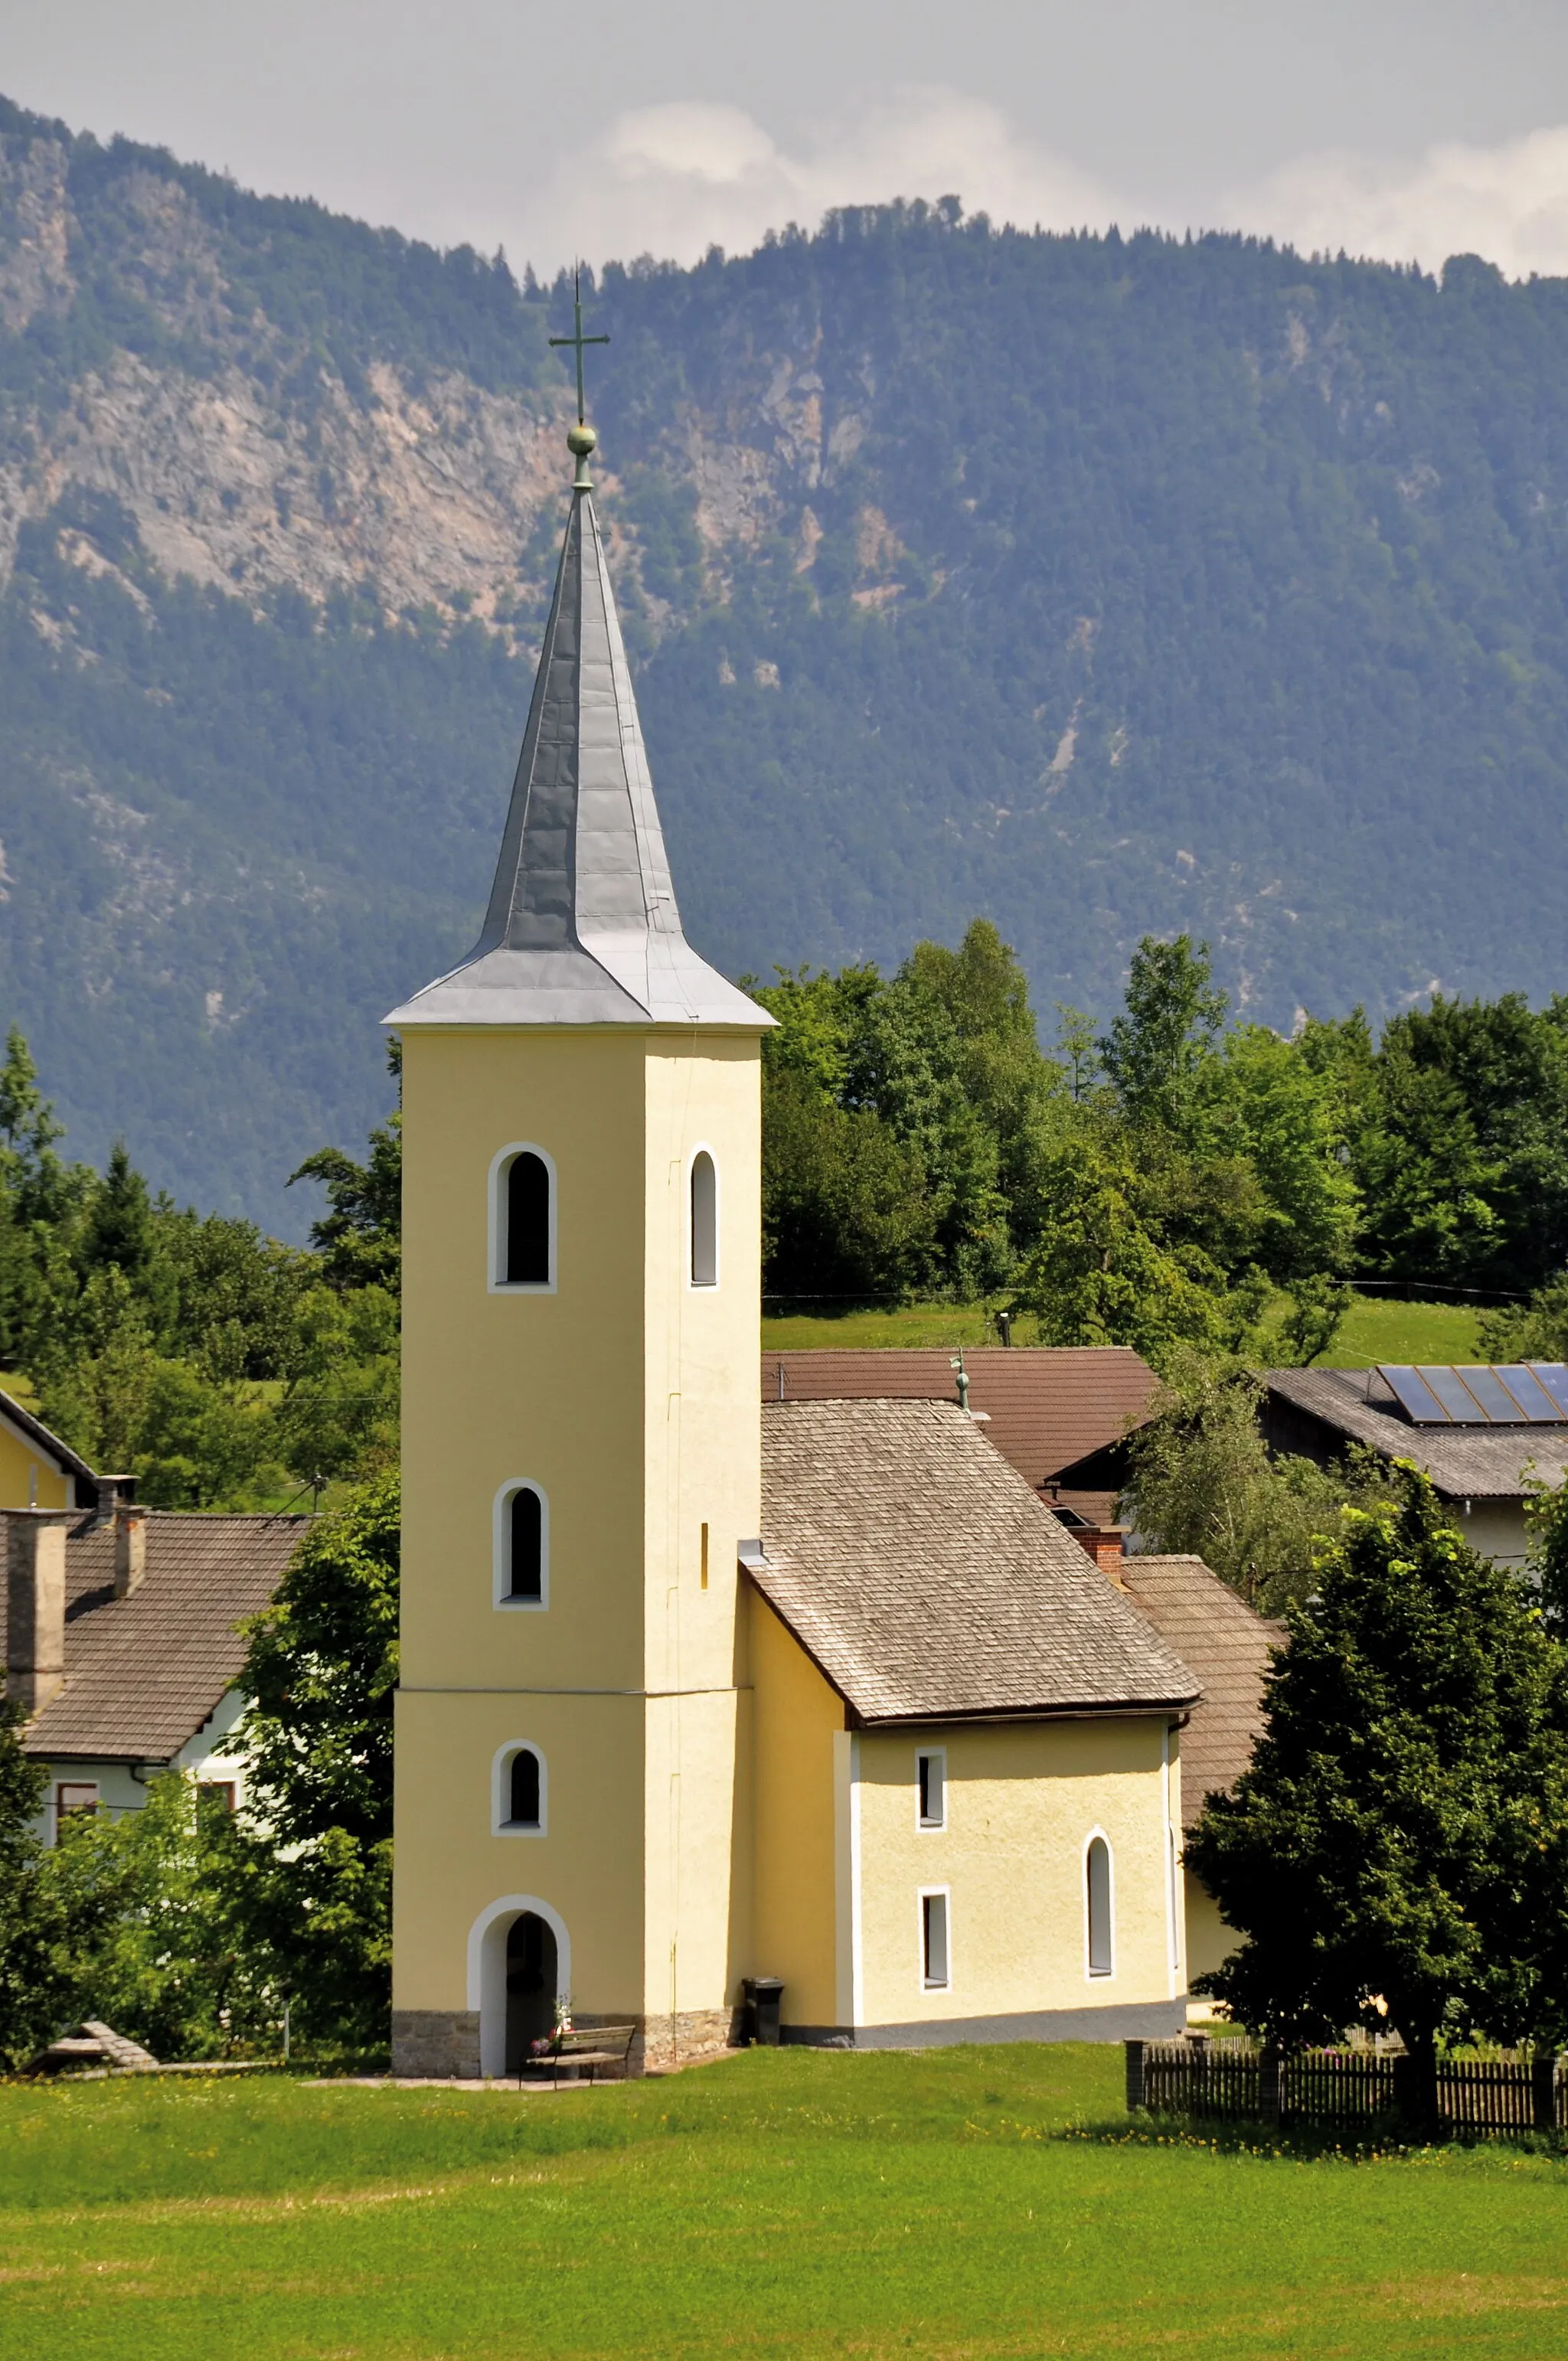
[1118,1555,1283,1827]
[754,1399,1199,1724]
[760,1348,1157,1520]
[7,1512,309,1763]
[1264,1367,1568,1501]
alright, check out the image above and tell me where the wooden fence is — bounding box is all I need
[1126,2039,1566,2137]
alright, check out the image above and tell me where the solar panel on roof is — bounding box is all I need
[1530,1364,1568,1418]
[1494,1366,1561,1422]
[1379,1366,1451,1422]
[1376,1363,1568,1425]
[1457,1366,1530,1422]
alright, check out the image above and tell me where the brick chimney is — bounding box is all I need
[1073,1525,1128,1579]
[6,1510,76,1713]
[113,1503,149,1599]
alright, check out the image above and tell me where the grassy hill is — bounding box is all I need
[6,95,1568,1224]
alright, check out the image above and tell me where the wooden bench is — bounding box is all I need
[526,2025,637,2085]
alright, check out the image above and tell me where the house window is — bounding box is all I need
[921,1889,950,1990]
[496,1742,546,1834]
[492,1145,555,1290]
[1086,1834,1114,1978]
[916,1749,946,1830]
[197,1781,236,1821]
[700,1520,709,1591]
[498,1483,546,1605]
[690,1150,717,1287]
[56,1782,98,1821]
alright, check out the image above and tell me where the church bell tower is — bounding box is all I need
[387,313,771,2078]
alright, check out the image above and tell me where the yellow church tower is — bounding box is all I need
[386,323,772,2078]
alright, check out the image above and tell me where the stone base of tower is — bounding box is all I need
[638,2006,746,2072]
[391,2009,481,2079]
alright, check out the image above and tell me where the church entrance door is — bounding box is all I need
[505,1911,557,2072]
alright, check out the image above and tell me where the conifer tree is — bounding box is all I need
[1187,1469,1568,2121]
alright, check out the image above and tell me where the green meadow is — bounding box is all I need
[5,2045,1567,2359]
[761,1293,1484,1367]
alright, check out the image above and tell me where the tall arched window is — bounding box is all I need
[505,1151,551,1285]
[690,1149,717,1288]
[494,1742,547,1834]
[509,1748,541,1827]
[1086,1834,1114,1978]
[495,1481,547,1609]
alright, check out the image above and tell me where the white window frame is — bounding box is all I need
[492,1741,547,1836]
[687,1144,720,1291]
[493,1479,549,1612]
[488,1141,557,1295]
[918,1883,952,1992]
[1083,1827,1116,1981]
[915,1745,946,1831]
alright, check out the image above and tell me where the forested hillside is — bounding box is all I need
[6,93,1568,1224]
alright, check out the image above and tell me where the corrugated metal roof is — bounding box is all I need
[8,1512,308,1762]
[1119,1556,1283,1827]
[753,1398,1198,1723]
[385,486,768,1033]
[1265,1367,1568,1500]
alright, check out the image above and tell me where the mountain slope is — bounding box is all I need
[5,96,1568,1224]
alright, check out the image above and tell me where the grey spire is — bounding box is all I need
[386,478,768,1030]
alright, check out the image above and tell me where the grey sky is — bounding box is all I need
[7,0,1568,273]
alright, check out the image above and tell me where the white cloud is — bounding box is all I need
[518,88,1112,273]
[1233,126,1568,280]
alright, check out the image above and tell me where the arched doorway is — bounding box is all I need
[505,1911,557,2071]
[468,1895,572,2079]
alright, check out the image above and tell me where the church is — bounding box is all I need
[385,365,1202,2079]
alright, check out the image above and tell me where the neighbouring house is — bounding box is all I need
[385,405,1204,2079]
[1114,1552,1282,2000]
[4,1502,309,1842]
[759,1347,1158,1526]
[1262,1365,1568,1569]
[0,1384,103,1514]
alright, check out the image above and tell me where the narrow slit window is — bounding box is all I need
[508,1749,541,1827]
[1086,1836,1114,1977]
[505,1151,551,1286]
[917,1750,945,1830]
[922,1891,949,1990]
[690,1151,717,1287]
[508,1487,543,1601]
[700,1520,709,1590]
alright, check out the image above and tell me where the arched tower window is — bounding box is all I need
[495,1482,547,1609]
[504,1151,551,1285]
[495,1742,547,1834]
[1085,1834,1114,1978]
[690,1149,717,1288]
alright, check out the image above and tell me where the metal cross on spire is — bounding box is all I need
[550,266,609,488]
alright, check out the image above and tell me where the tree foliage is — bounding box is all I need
[1187,1471,1568,2102]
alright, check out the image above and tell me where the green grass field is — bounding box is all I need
[761,1294,1485,1367]
[5,2046,1567,2359]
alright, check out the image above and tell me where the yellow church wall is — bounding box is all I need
[399,1027,651,1702]
[394,1023,765,2047]
[854,1716,1182,2032]
[0,1419,71,1510]
[748,1592,844,2029]
[392,1687,645,2017]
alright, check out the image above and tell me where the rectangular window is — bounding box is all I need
[198,1781,237,1821]
[916,1749,946,1830]
[701,1521,709,1591]
[921,1889,950,1990]
[56,1782,99,1819]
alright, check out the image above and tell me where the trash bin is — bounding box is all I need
[743,1976,786,2046]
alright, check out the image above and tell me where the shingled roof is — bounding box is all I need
[753,1398,1198,1724]
[1118,1556,1283,1827]
[6,1512,309,1762]
[1264,1367,1568,1501]
[760,1347,1158,1517]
